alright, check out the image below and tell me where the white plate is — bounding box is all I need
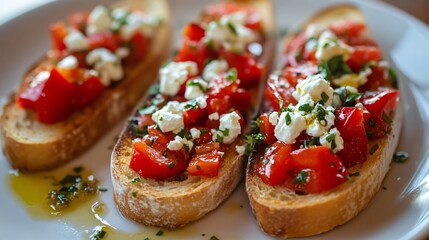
[1,0,429,239]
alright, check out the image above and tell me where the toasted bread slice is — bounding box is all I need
[245,4,404,238]
[111,0,275,228]
[0,0,171,172]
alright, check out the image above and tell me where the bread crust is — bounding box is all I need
[246,105,402,238]
[0,0,171,172]
[245,5,404,238]
[111,0,275,228]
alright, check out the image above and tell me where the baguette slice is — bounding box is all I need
[246,5,404,238]
[111,0,275,228]
[0,0,171,172]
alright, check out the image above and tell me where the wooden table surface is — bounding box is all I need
[383,0,429,24]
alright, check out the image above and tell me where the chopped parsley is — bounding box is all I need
[132,192,137,197]
[388,67,399,88]
[210,236,220,240]
[244,133,264,156]
[321,92,329,103]
[168,162,175,169]
[285,112,292,125]
[303,137,320,148]
[47,170,98,212]
[382,111,392,125]
[393,151,409,163]
[220,128,230,137]
[98,188,108,192]
[325,133,337,150]
[318,55,352,80]
[90,227,107,240]
[131,177,141,183]
[292,170,309,189]
[333,87,362,107]
[187,80,207,92]
[184,99,199,110]
[346,171,360,180]
[156,230,164,236]
[298,103,312,113]
[226,68,238,82]
[227,21,237,35]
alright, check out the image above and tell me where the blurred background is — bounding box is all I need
[382,0,429,24]
[0,0,428,25]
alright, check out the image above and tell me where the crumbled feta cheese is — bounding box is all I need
[296,94,316,112]
[120,11,160,40]
[86,48,123,86]
[115,47,130,59]
[57,55,78,69]
[274,111,306,144]
[305,105,336,137]
[111,7,128,20]
[159,61,198,96]
[151,101,184,133]
[235,145,246,157]
[64,31,89,52]
[195,96,207,109]
[293,74,334,106]
[208,112,219,121]
[269,112,279,126]
[167,136,194,151]
[320,128,344,153]
[315,30,353,62]
[30,71,50,88]
[213,112,242,144]
[190,128,201,139]
[203,12,255,52]
[184,78,208,100]
[203,60,228,82]
[86,6,112,35]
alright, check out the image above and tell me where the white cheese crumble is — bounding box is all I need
[315,30,353,62]
[151,101,184,133]
[30,71,50,88]
[86,6,112,35]
[203,60,229,82]
[64,30,89,52]
[320,128,344,153]
[115,47,130,59]
[159,61,198,96]
[212,112,242,144]
[190,128,201,139]
[235,145,246,157]
[274,111,306,144]
[86,48,124,86]
[305,105,336,137]
[203,11,255,52]
[293,74,334,106]
[269,112,279,126]
[195,96,207,109]
[208,112,219,121]
[57,55,78,69]
[120,11,160,40]
[167,136,194,151]
[184,78,208,100]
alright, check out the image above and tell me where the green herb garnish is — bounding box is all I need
[393,152,409,163]
[131,178,141,183]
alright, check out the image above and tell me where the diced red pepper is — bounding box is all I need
[335,107,368,168]
[130,141,189,180]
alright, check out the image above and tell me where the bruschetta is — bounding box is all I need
[245,4,403,238]
[1,0,171,172]
[111,0,275,228]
